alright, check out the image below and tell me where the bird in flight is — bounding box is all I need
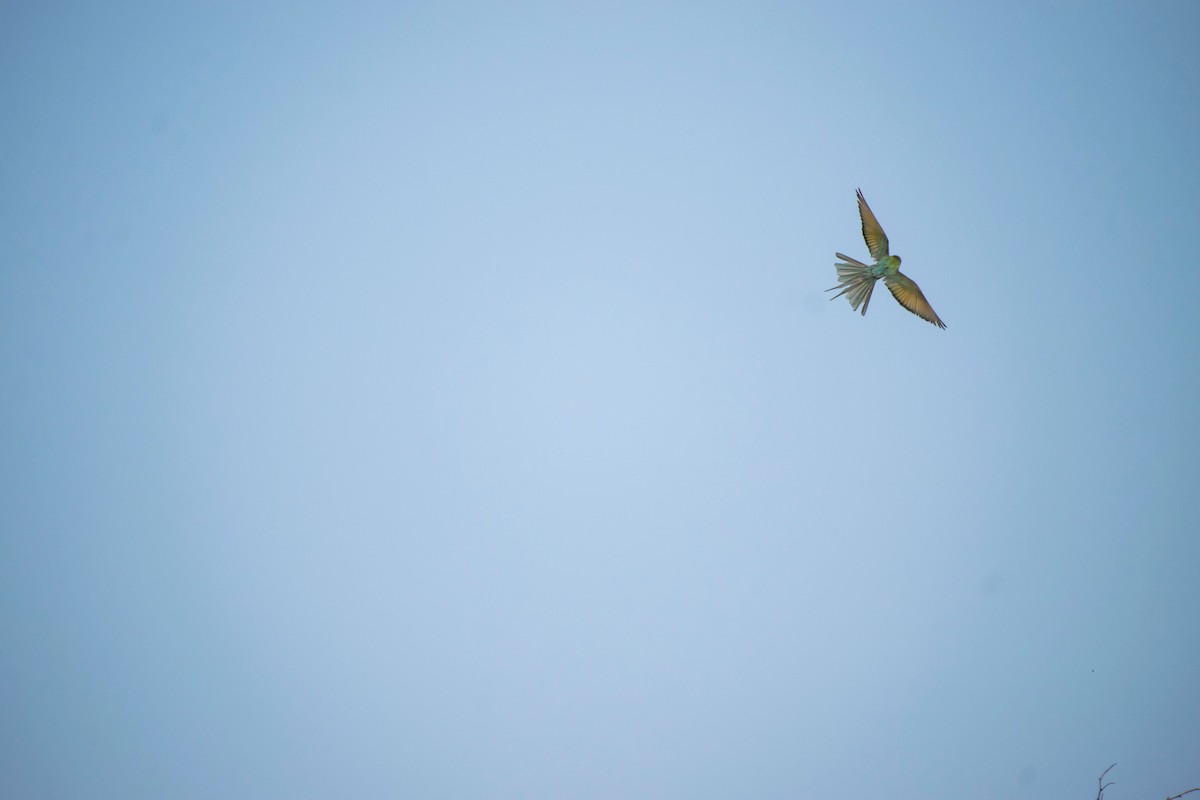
[827,189,946,329]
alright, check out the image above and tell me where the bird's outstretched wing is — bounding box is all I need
[884,271,946,329]
[856,189,889,260]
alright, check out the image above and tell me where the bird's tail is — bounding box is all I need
[827,253,877,315]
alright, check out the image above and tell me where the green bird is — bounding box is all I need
[827,189,946,329]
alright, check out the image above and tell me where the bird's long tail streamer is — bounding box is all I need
[827,253,876,315]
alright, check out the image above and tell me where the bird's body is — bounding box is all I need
[827,189,946,329]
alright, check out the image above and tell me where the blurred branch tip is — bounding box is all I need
[1092,764,1199,800]
[1097,764,1116,800]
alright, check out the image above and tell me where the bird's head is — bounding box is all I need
[894,255,902,265]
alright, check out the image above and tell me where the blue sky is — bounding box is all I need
[3,2,1198,798]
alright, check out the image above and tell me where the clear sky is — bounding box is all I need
[2,2,1198,798]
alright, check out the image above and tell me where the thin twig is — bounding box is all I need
[1097,764,1117,800]
[1166,789,1200,800]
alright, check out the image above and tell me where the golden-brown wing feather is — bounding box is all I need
[856,188,890,260]
[884,271,946,329]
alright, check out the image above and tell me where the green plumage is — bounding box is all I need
[827,189,946,329]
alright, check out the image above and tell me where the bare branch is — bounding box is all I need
[1097,764,1117,800]
[1091,763,1197,800]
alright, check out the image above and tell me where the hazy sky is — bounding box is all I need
[3,2,1198,798]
